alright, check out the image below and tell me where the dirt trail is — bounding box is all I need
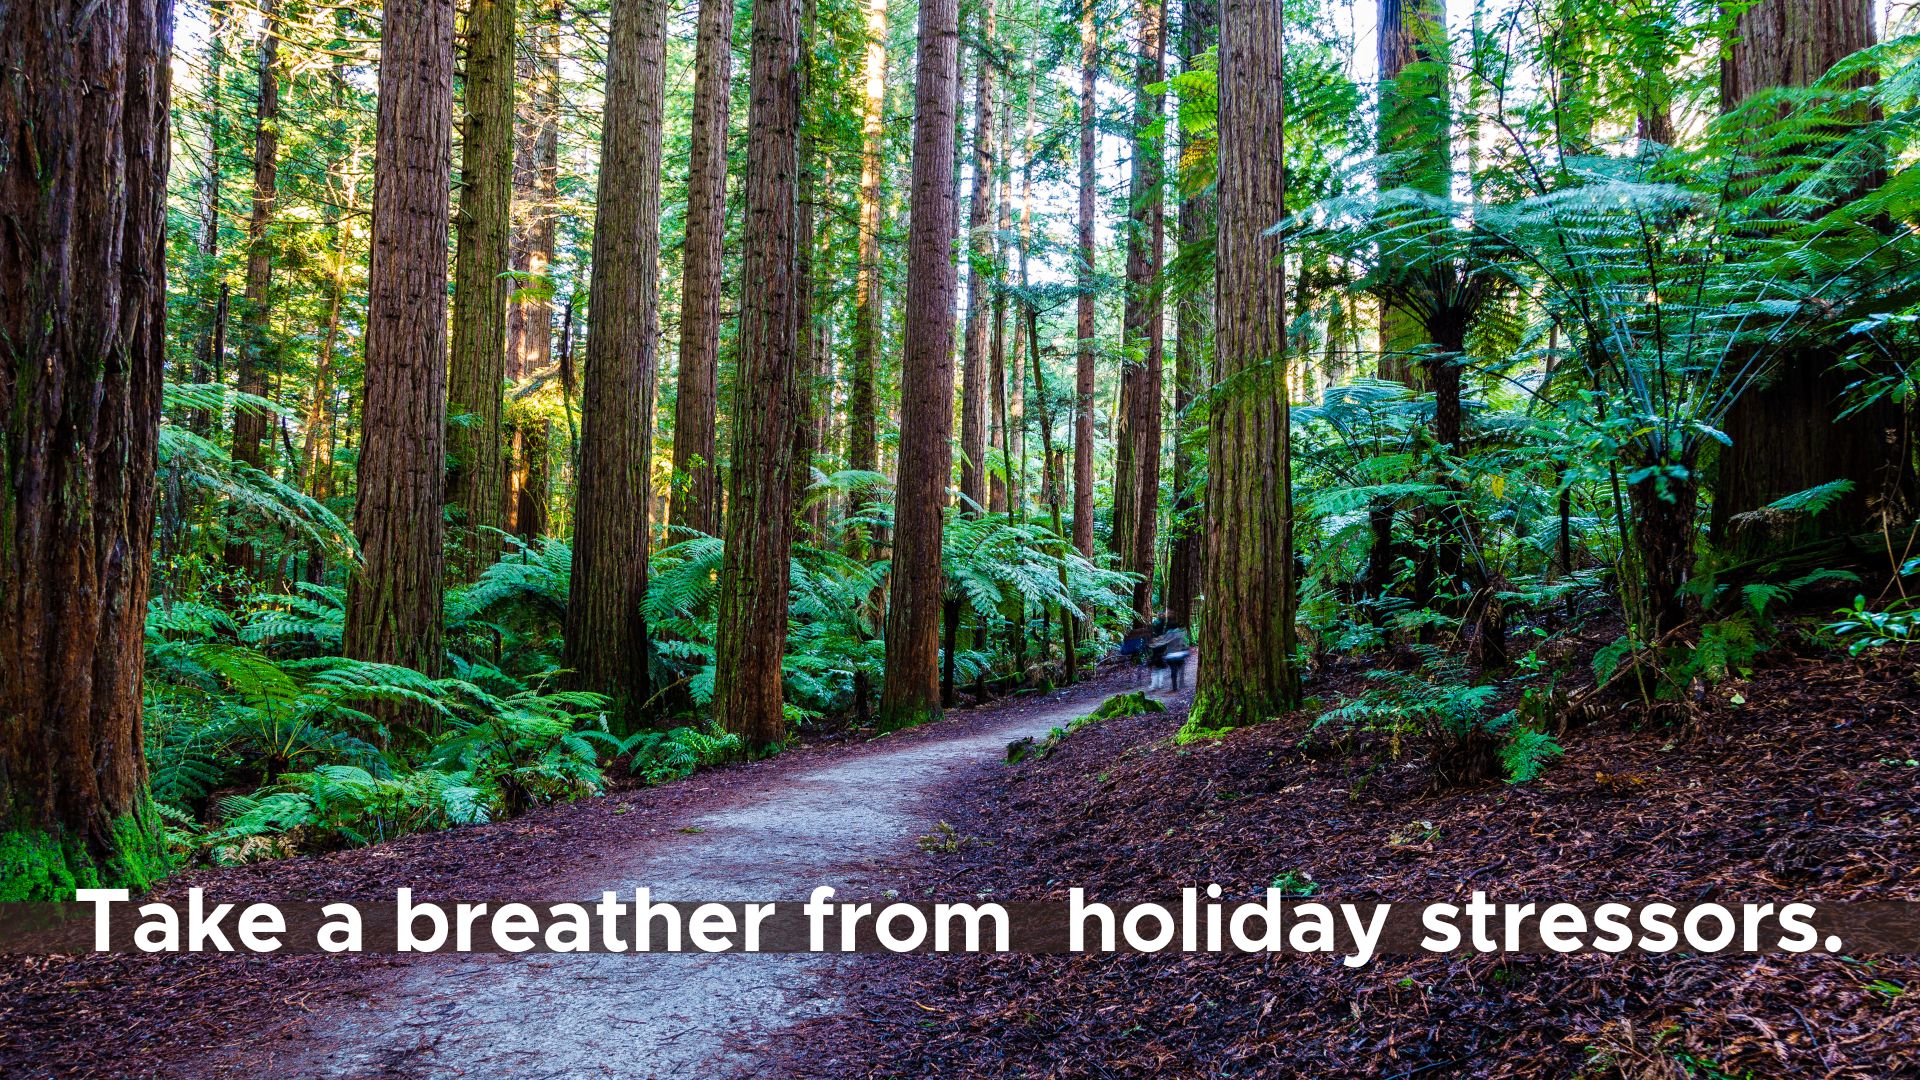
[276,680,1165,1078]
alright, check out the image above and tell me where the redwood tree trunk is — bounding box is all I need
[1714,0,1910,558]
[845,0,889,489]
[506,0,560,539]
[345,0,455,686]
[225,2,281,579]
[446,0,516,578]
[566,0,668,714]
[669,0,734,537]
[957,0,997,512]
[878,0,961,728]
[790,0,822,540]
[1113,0,1166,618]
[1003,93,1034,515]
[1072,0,1098,559]
[189,2,226,437]
[1,0,173,899]
[1193,0,1296,728]
[714,0,804,749]
[989,100,1013,516]
[233,3,280,472]
[1165,0,1216,629]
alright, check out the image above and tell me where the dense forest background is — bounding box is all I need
[3,0,1918,901]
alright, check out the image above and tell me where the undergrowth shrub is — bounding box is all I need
[1316,657,1561,787]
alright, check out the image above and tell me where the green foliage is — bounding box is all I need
[1318,662,1561,786]
[1828,560,1920,654]
[1019,692,1167,762]
[213,765,489,859]
[580,724,743,785]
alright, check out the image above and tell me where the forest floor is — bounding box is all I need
[773,639,1920,1078]
[7,640,1920,1078]
[0,665,1173,1078]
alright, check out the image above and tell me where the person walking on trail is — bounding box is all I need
[1148,623,1191,692]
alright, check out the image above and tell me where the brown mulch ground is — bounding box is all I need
[775,645,1920,1078]
[0,673,1139,1078]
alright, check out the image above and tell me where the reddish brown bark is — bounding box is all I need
[1005,90,1035,514]
[1192,0,1296,728]
[1713,0,1910,557]
[669,0,734,537]
[345,0,455,685]
[879,0,961,728]
[958,0,997,513]
[188,1,227,437]
[300,52,350,510]
[1073,0,1098,559]
[1165,0,1215,629]
[1112,0,1166,618]
[233,2,280,473]
[845,0,889,487]
[714,0,804,749]
[0,0,173,896]
[989,99,1013,515]
[506,0,560,387]
[505,0,560,538]
[790,0,822,540]
[446,0,517,578]
[566,0,668,713]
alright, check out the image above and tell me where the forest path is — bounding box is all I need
[279,669,1185,1078]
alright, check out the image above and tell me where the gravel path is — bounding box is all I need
[279,682,1156,1078]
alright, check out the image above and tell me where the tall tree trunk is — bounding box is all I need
[299,50,353,503]
[446,0,517,578]
[1029,306,1078,683]
[566,0,668,714]
[669,0,734,536]
[1193,0,1295,728]
[300,45,351,509]
[1113,0,1166,618]
[1374,0,1445,386]
[1006,87,1034,514]
[988,97,1012,516]
[506,0,561,538]
[845,0,889,491]
[714,0,804,749]
[878,0,961,728]
[233,2,280,472]
[345,0,455,688]
[1713,0,1910,559]
[957,0,997,512]
[1,0,173,899]
[224,1,280,580]
[790,0,822,540]
[1073,0,1098,558]
[1166,0,1215,629]
[189,1,227,437]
